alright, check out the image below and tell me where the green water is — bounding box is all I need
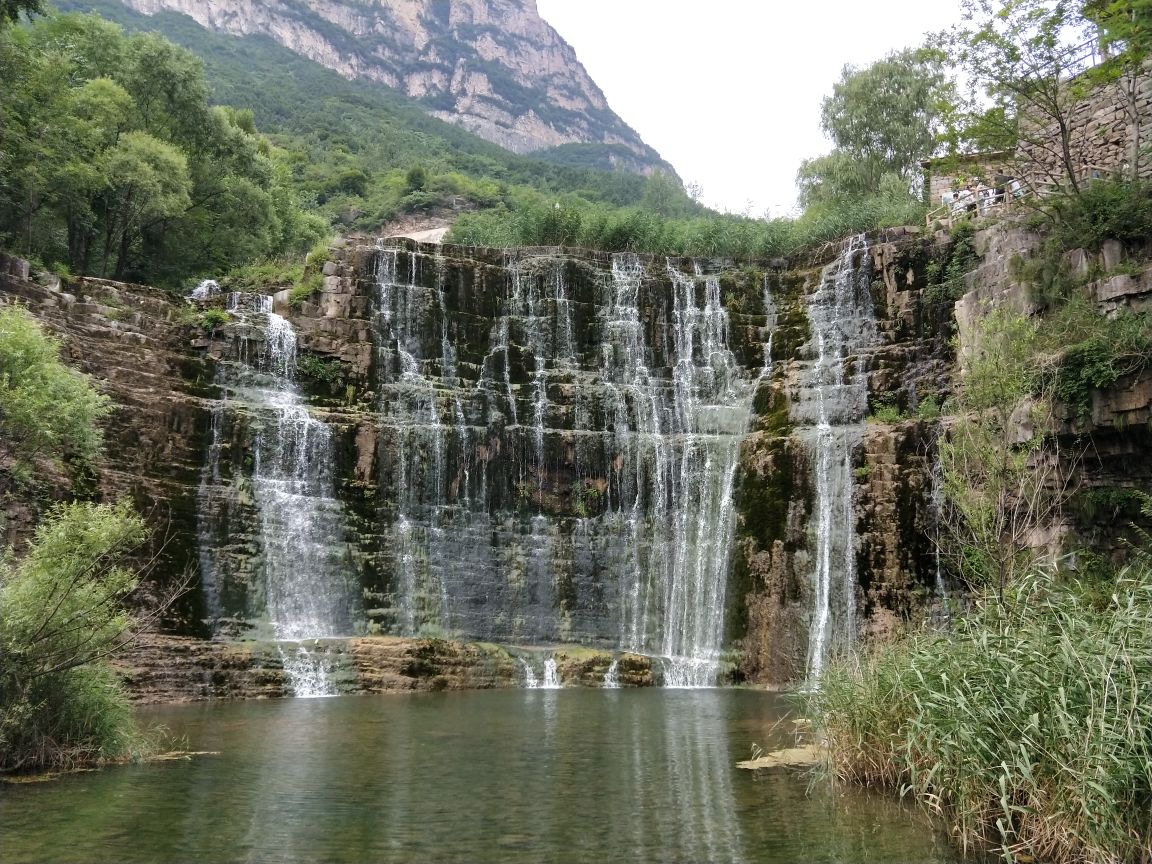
[2,689,966,864]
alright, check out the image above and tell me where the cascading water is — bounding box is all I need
[603,658,620,689]
[197,293,356,696]
[541,657,562,689]
[790,235,877,684]
[371,245,763,686]
[520,658,539,689]
[278,644,337,698]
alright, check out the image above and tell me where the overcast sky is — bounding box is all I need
[536,0,964,216]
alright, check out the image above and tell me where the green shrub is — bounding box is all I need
[222,258,304,292]
[924,221,977,306]
[1041,304,1152,421]
[288,271,324,309]
[198,308,231,331]
[0,305,110,480]
[914,395,942,420]
[811,572,1152,864]
[446,191,926,260]
[1051,180,1152,251]
[868,399,905,423]
[296,353,343,383]
[0,502,156,773]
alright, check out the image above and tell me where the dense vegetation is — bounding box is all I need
[0,13,331,288]
[812,572,1152,863]
[56,1,670,225]
[0,501,154,773]
[53,0,932,262]
[0,306,110,485]
[0,307,154,773]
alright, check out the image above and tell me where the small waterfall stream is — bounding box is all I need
[197,293,356,696]
[791,236,877,683]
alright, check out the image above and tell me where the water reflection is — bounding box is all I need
[2,690,967,864]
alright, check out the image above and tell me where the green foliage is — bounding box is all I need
[449,192,925,259]
[811,571,1152,864]
[288,271,324,309]
[1049,179,1152,250]
[55,0,654,219]
[0,305,110,480]
[1045,305,1152,420]
[938,309,1056,596]
[221,257,303,293]
[939,0,1096,191]
[569,480,602,518]
[198,307,231,331]
[914,395,942,420]
[0,501,151,772]
[868,399,906,423]
[0,11,325,287]
[295,353,344,383]
[0,0,41,25]
[924,220,977,305]
[798,48,955,207]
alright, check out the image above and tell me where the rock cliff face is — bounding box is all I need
[8,224,1152,699]
[1,233,961,694]
[117,0,668,172]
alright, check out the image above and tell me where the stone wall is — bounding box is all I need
[1019,63,1152,188]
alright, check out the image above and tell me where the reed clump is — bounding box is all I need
[810,572,1152,863]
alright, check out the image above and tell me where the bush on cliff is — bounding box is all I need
[0,305,110,486]
[0,501,154,773]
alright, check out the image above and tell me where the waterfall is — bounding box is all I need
[541,657,562,689]
[603,658,620,689]
[791,235,876,684]
[520,658,539,689]
[278,644,337,698]
[370,245,761,686]
[190,279,220,300]
[197,293,355,695]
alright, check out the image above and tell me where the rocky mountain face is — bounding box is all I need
[118,0,669,173]
[8,226,1152,699]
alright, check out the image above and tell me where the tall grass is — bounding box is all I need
[810,572,1152,863]
[446,194,926,260]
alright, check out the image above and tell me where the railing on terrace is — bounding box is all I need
[925,163,1112,230]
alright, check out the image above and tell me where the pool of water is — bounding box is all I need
[2,689,966,864]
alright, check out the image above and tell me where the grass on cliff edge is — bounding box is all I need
[807,572,1152,864]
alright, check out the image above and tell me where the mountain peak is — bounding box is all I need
[121,0,670,174]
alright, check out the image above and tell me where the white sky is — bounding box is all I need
[536,0,964,216]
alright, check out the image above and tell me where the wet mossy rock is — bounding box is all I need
[2,231,954,690]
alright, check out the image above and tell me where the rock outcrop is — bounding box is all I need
[116,0,669,172]
[115,634,655,701]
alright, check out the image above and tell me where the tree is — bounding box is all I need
[941,0,1095,193]
[0,0,40,26]
[1081,0,1152,179]
[0,305,111,484]
[98,131,192,279]
[0,12,329,286]
[798,48,954,206]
